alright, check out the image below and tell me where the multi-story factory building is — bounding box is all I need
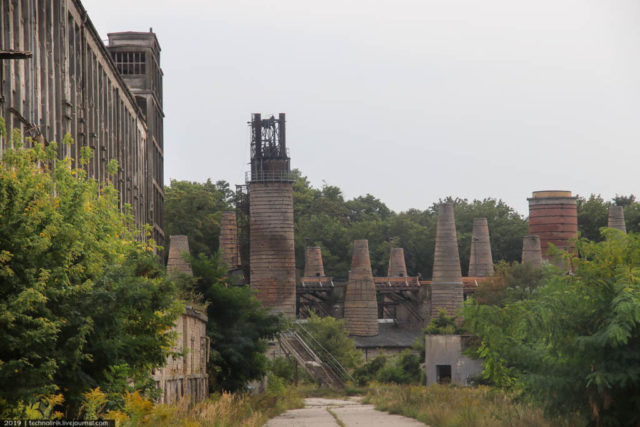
[0,0,164,245]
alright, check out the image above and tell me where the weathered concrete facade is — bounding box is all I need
[344,240,379,337]
[157,235,209,404]
[468,218,493,277]
[0,0,164,244]
[431,203,464,319]
[425,335,482,386]
[248,113,296,317]
[522,235,543,268]
[608,205,626,233]
[153,307,209,404]
[528,190,577,262]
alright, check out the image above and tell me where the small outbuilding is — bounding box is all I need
[424,334,482,386]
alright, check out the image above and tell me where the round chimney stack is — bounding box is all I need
[432,203,463,284]
[522,235,543,268]
[528,190,577,261]
[387,247,408,277]
[468,218,494,277]
[608,206,626,233]
[220,210,241,269]
[167,235,193,276]
[344,240,378,336]
[430,202,464,320]
[304,246,326,277]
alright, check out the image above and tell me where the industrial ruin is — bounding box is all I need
[157,235,210,404]
[239,114,615,384]
[1,0,165,245]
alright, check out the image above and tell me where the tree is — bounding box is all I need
[465,231,640,425]
[576,194,609,242]
[300,314,362,371]
[0,127,180,416]
[163,179,234,258]
[183,254,284,392]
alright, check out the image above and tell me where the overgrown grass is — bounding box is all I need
[364,383,584,427]
[95,376,303,426]
[294,383,367,399]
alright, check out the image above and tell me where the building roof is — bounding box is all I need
[352,323,422,349]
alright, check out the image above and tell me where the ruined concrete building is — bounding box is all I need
[528,191,577,263]
[248,113,296,317]
[1,0,164,244]
[158,235,209,404]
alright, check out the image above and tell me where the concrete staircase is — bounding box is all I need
[278,329,349,389]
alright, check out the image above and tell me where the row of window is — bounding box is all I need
[112,51,146,75]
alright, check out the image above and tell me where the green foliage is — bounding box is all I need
[163,179,234,259]
[576,193,640,240]
[181,254,284,392]
[300,314,362,371]
[267,357,297,384]
[465,231,640,425]
[424,309,465,335]
[375,351,423,385]
[353,355,388,386]
[292,174,527,280]
[0,131,181,416]
[365,383,580,426]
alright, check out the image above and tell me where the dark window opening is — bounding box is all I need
[436,365,452,384]
[111,51,146,75]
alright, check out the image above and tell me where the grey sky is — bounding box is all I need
[84,0,640,215]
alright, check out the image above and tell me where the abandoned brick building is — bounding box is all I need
[1,0,164,244]
[157,235,210,404]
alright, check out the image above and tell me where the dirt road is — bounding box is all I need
[265,397,426,426]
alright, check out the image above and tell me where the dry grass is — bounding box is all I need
[103,381,303,426]
[364,383,583,427]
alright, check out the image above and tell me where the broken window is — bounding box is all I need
[436,365,452,384]
[112,51,146,75]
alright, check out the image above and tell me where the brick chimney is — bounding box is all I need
[431,202,463,319]
[304,246,326,277]
[521,235,542,268]
[344,240,379,336]
[387,247,408,277]
[608,206,626,233]
[468,218,494,277]
[220,210,241,269]
[167,235,193,276]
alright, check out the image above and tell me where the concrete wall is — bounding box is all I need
[0,0,164,244]
[425,335,482,386]
[153,307,209,404]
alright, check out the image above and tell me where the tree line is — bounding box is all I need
[165,170,640,280]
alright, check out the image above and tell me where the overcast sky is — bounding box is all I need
[84,0,640,215]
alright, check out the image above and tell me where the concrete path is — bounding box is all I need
[265,397,426,426]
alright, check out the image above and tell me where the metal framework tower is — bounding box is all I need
[248,113,296,317]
